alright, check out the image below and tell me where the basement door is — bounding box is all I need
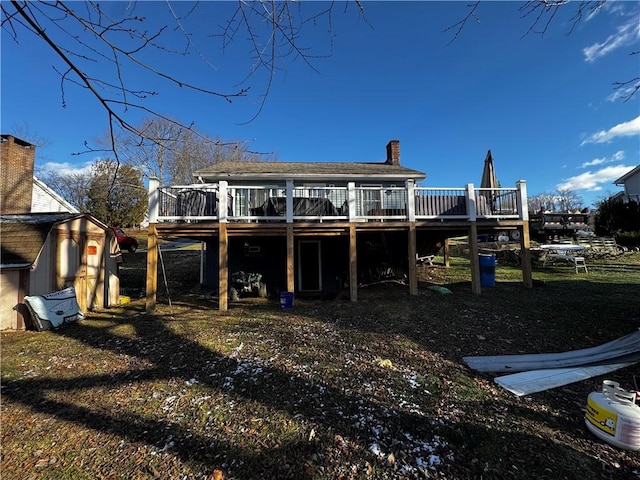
[297,240,321,292]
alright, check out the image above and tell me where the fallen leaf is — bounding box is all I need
[206,469,224,480]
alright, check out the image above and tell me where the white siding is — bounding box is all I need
[31,178,79,213]
[624,170,640,198]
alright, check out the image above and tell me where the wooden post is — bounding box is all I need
[519,222,533,288]
[349,224,358,302]
[408,222,418,295]
[515,181,532,288]
[443,238,450,268]
[218,224,228,311]
[468,223,481,294]
[145,223,158,313]
[287,224,295,293]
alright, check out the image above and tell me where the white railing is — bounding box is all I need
[150,180,527,223]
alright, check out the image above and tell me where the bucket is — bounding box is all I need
[280,291,294,309]
[478,254,496,287]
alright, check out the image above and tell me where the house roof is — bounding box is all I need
[0,213,85,268]
[194,160,427,182]
[32,177,79,213]
[614,165,640,185]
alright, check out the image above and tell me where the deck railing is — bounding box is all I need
[148,179,528,223]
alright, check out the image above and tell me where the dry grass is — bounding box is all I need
[2,248,640,479]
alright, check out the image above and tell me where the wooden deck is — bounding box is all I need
[145,181,533,311]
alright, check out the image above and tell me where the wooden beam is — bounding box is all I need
[468,223,481,295]
[287,224,295,293]
[218,223,228,311]
[145,223,158,313]
[519,222,533,288]
[408,222,418,295]
[349,223,358,302]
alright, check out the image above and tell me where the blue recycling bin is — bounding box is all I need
[280,291,294,309]
[479,254,496,287]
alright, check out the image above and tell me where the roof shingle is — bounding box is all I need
[194,161,426,182]
[0,213,82,267]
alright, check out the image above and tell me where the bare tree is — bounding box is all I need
[528,189,584,213]
[555,188,584,212]
[528,192,557,213]
[104,118,275,185]
[168,128,270,185]
[40,170,92,212]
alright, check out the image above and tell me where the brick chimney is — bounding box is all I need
[386,140,400,165]
[1,134,35,214]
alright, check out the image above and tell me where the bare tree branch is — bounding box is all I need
[443,1,481,45]
[2,1,350,158]
[445,1,637,100]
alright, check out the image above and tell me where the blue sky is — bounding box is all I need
[2,1,639,208]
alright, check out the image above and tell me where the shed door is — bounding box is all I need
[298,240,321,292]
[86,237,104,309]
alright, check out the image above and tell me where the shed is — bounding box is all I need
[0,213,121,330]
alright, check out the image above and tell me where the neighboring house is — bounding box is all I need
[32,176,79,213]
[613,165,640,203]
[145,140,532,311]
[0,213,121,330]
[1,134,122,330]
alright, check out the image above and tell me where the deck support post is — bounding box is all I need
[408,222,418,295]
[469,222,481,295]
[287,224,295,293]
[443,238,450,268]
[519,221,533,288]
[218,224,228,311]
[349,224,358,302]
[515,181,532,288]
[145,223,158,313]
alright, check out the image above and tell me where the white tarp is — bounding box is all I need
[463,329,640,373]
[24,287,84,331]
[494,361,639,397]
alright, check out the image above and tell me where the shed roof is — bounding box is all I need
[194,160,426,182]
[0,213,84,268]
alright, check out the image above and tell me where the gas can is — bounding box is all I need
[584,380,640,451]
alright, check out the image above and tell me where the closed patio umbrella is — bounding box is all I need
[480,150,498,210]
[480,149,498,192]
[480,150,499,215]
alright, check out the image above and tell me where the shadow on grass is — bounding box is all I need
[4,285,639,479]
